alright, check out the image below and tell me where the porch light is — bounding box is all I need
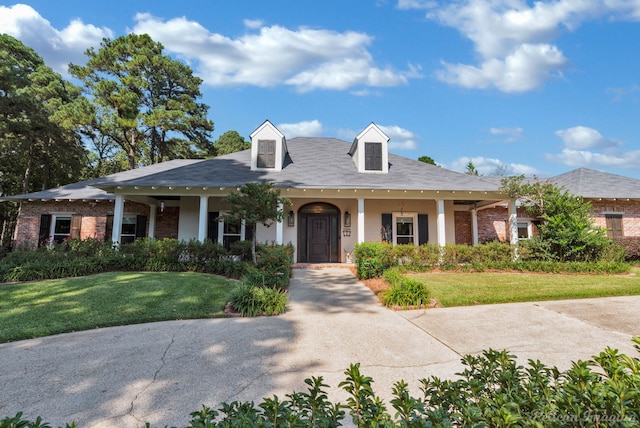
[160,200,165,213]
[287,210,295,227]
[343,229,351,237]
[344,211,351,227]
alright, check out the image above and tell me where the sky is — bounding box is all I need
[1,0,640,179]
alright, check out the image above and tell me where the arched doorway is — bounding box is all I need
[297,202,341,263]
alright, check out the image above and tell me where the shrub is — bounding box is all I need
[613,236,640,261]
[255,244,293,288]
[229,283,288,317]
[353,242,393,279]
[380,268,430,308]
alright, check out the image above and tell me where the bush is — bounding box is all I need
[229,283,288,317]
[353,242,394,279]
[255,244,293,288]
[380,268,430,308]
[5,339,640,427]
[613,236,640,261]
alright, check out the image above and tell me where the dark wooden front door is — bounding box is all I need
[308,214,330,262]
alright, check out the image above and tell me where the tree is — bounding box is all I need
[222,181,290,264]
[465,161,479,176]
[70,34,214,170]
[418,155,437,165]
[214,131,251,157]
[500,176,610,262]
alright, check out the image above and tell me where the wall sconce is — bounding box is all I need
[160,200,165,213]
[344,211,351,227]
[342,229,351,237]
[287,210,295,227]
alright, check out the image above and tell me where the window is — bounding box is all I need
[517,222,529,239]
[51,216,71,244]
[105,214,147,243]
[212,212,249,250]
[393,213,417,245]
[605,214,623,238]
[364,142,382,171]
[223,218,242,250]
[257,139,276,168]
[121,216,137,244]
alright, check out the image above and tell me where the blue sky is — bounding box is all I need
[2,0,640,179]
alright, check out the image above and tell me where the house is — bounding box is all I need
[2,121,639,263]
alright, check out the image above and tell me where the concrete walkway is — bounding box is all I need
[1,268,639,427]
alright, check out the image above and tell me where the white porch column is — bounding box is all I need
[357,198,365,243]
[198,195,208,242]
[437,199,446,246]
[111,194,124,245]
[148,204,157,239]
[471,208,478,245]
[276,202,284,244]
[508,198,519,246]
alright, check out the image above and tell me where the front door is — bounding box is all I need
[308,214,330,262]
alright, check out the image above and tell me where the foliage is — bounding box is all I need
[5,339,640,427]
[417,155,436,165]
[254,244,293,288]
[213,130,251,157]
[222,180,290,264]
[613,237,640,261]
[501,176,612,262]
[69,33,214,171]
[353,242,394,279]
[228,283,288,317]
[465,160,479,175]
[380,268,430,308]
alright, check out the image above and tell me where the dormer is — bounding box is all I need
[348,123,390,173]
[250,120,288,171]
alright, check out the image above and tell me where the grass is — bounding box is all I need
[0,271,237,343]
[409,267,640,307]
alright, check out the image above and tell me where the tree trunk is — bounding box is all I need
[22,145,33,194]
[128,129,136,170]
[42,137,51,190]
[252,226,257,265]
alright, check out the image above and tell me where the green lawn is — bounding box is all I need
[410,268,640,307]
[0,271,237,343]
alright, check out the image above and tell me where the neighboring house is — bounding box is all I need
[2,120,639,263]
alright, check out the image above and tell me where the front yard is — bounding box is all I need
[0,271,236,343]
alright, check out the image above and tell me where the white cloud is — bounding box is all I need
[132,13,420,91]
[378,125,418,150]
[277,120,323,138]
[554,126,621,150]
[0,3,113,75]
[450,156,540,176]
[401,0,640,92]
[243,19,264,29]
[547,125,640,170]
[489,126,523,142]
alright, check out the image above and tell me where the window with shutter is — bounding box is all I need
[257,139,276,168]
[365,142,382,171]
[605,214,623,238]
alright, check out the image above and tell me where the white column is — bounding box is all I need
[508,198,519,246]
[357,198,365,243]
[198,195,208,242]
[276,202,284,244]
[111,194,124,245]
[148,204,157,239]
[471,208,478,245]
[437,199,446,246]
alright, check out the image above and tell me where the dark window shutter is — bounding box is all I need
[365,142,382,171]
[244,222,254,241]
[38,214,52,247]
[70,214,82,240]
[606,214,623,238]
[381,213,392,242]
[207,211,219,242]
[257,139,276,168]
[135,215,147,238]
[418,214,429,245]
[105,215,114,242]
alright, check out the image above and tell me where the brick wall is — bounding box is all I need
[155,207,179,239]
[454,211,472,245]
[590,200,640,237]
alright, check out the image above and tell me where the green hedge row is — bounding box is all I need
[4,339,639,427]
[353,242,631,280]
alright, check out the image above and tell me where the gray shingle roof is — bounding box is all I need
[551,167,640,199]
[94,137,500,192]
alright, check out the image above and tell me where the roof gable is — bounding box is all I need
[348,123,390,174]
[551,167,640,199]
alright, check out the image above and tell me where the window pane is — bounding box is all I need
[122,223,136,235]
[396,218,413,236]
[517,223,529,239]
[225,220,241,234]
[397,237,414,245]
[54,218,71,234]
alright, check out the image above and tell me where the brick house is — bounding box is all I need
[2,121,639,262]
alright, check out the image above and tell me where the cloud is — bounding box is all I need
[450,156,540,176]
[277,120,323,138]
[401,0,640,92]
[243,19,264,29]
[489,127,523,142]
[546,125,640,170]
[132,13,421,91]
[0,3,113,75]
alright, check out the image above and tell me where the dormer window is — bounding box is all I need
[365,142,382,171]
[257,139,276,168]
[349,123,390,174]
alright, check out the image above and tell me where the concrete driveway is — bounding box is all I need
[1,268,639,427]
